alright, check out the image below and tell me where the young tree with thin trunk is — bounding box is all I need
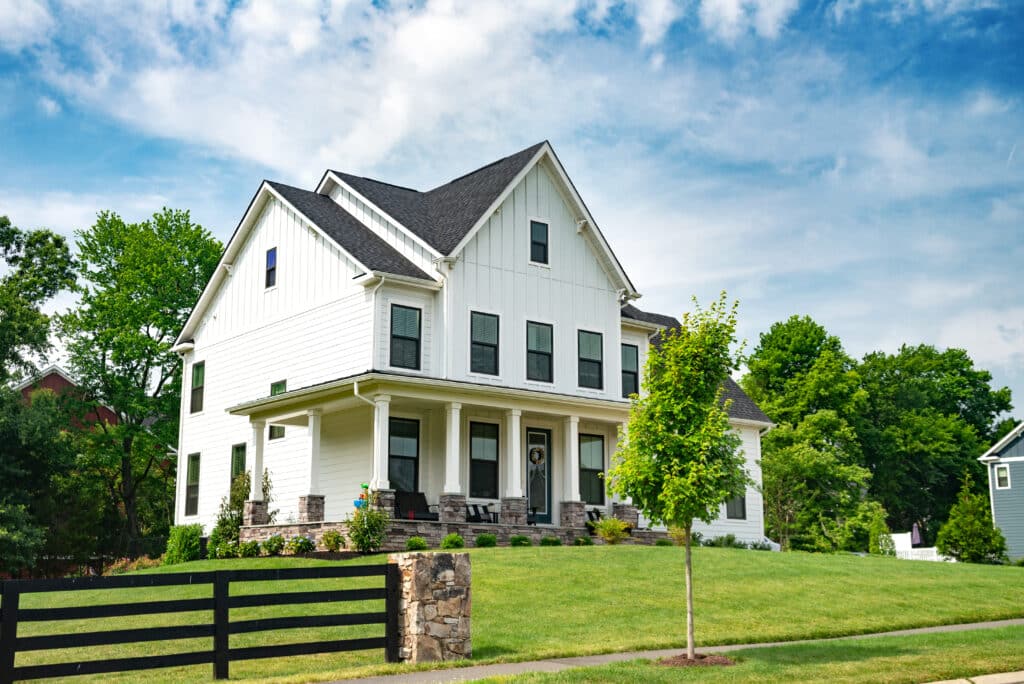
[607,292,748,660]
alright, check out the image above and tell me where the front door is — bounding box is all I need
[526,428,553,524]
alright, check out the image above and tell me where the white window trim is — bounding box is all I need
[527,216,552,268]
[995,464,1012,490]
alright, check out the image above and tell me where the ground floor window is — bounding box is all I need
[185,452,201,516]
[389,418,420,493]
[470,422,499,499]
[579,434,605,505]
[230,444,246,485]
[726,494,746,520]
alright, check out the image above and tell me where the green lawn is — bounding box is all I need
[484,626,1024,683]
[10,546,1024,682]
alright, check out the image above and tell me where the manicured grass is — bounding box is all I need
[484,625,1024,683]
[10,547,1024,682]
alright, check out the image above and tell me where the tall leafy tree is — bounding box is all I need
[0,215,75,383]
[608,293,747,660]
[59,209,221,556]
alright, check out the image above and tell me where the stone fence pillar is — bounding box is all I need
[612,502,639,529]
[388,552,471,662]
[243,500,268,526]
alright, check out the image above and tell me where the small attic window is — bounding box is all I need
[530,221,548,264]
[995,464,1011,489]
[265,247,277,288]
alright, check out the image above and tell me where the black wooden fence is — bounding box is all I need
[0,564,401,683]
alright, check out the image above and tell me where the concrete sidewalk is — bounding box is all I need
[337,617,1024,684]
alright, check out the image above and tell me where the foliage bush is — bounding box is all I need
[702,534,747,549]
[594,518,630,545]
[668,526,698,546]
[573,535,594,546]
[348,505,389,553]
[0,503,46,575]
[748,539,773,551]
[164,524,203,565]
[238,540,261,558]
[322,529,345,552]
[655,538,675,547]
[441,533,465,549]
[540,535,562,546]
[510,534,532,547]
[475,533,497,548]
[936,474,1007,564]
[406,536,428,551]
[287,535,315,554]
[261,534,285,556]
[105,555,163,575]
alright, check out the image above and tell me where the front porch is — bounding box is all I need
[229,372,643,534]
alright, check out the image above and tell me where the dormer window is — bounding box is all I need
[265,247,277,288]
[530,220,549,264]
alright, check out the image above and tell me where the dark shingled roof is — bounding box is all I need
[268,181,432,281]
[332,142,547,255]
[622,304,772,425]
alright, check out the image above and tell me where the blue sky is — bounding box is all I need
[1,0,1022,420]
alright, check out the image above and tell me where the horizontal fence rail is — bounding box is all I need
[0,564,402,683]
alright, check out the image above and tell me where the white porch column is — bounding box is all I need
[307,409,322,495]
[444,402,463,493]
[563,415,580,502]
[370,394,391,490]
[504,409,523,498]
[250,420,266,501]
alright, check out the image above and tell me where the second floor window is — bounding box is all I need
[390,304,422,370]
[621,344,639,397]
[578,330,603,389]
[527,321,553,383]
[470,311,499,375]
[530,220,548,264]
[265,247,277,288]
[190,361,205,413]
[269,380,287,440]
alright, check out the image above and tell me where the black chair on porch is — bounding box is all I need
[466,504,498,524]
[394,492,440,521]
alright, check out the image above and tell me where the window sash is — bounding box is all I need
[622,370,638,397]
[190,362,205,413]
[726,495,747,520]
[265,248,277,288]
[578,331,603,389]
[390,305,422,370]
[388,418,419,493]
[470,422,500,499]
[530,220,548,264]
[527,322,553,382]
[231,444,246,483]
[470,312,499,375]
[185,453,200,516]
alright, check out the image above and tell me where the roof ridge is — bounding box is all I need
[428,140,546,191]
[333,172,422,194]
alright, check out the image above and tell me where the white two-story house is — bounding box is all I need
[172,141,771,543]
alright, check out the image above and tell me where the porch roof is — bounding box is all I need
[226,370,632,424]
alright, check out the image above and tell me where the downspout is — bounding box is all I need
[353,380,375,408]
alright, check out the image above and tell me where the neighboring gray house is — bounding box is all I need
[979,421,1024,560]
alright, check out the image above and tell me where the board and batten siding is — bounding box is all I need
[175,197,375,530]
[991,460,1024,559]
[328,184,438,277]
[444,162,624,398]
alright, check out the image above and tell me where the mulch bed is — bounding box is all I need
[659,653,735,667]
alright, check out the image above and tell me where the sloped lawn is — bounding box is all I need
[9,546,1024,682]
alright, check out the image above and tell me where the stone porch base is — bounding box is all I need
[240,519,670,550]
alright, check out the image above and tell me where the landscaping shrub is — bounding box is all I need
[748,539,773,551]
[668,527,702,546]
[540,536,562,546]
[322,529,345,552]
[406,536,429,551]
[654,539,674,547]
[262,534,285,556]
[239,540,261,558]
[164,524,203,565]
[510,535,532,547]
[105,556,163,575]
[475,533,497,548]
[441,533,465,549]
[287,535,315,554]
[703,534,747,549]
[936,474,1007,564]
[348,506,389,553]
[573,535,594,546]
[594,518,630,545]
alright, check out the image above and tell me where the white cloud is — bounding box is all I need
[967,90,1013,117]
[0,190,170,239]
[37,95,60,116]
[938,307,1024,370]
[699,0,799,41]
[0,0,53,52]
[632,0,685,45]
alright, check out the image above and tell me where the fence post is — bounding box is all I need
[213,572,229,679]
[384,562,401,663]
[0,582,20,684]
